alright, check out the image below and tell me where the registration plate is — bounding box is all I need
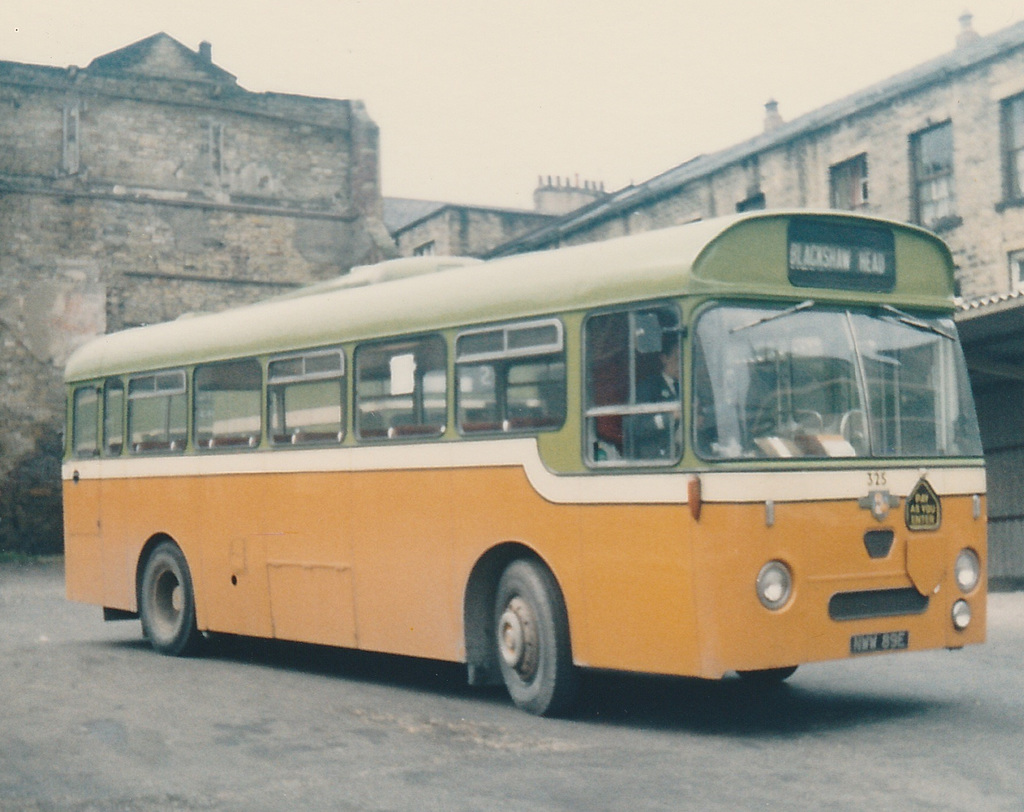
[850,630,908,655]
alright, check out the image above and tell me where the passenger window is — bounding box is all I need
[194,360,262,450]
[456,319,565,434]
[128,371,188,454]
[103,378,124,456]
[584,304,683,465]
[268,349,345,445]
[72,386,100,458]
[356,336,446,439]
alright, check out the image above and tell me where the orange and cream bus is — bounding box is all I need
[63,211,986,715]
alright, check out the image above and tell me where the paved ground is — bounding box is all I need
[1,558,1022,811]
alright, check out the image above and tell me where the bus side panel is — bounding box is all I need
[260,470,356,647]
[574,503,701,675]
[347,467,458,660]
[450,465,583,661]
[448,466,701,678]
[195,472,275,641]
[63,478,105,606]
[98,474,204,616]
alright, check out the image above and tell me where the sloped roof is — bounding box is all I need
[382,197,449,233]
[87,32,236,85]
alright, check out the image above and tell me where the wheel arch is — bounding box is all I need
[463,541,569,687]
[135,533,183,612]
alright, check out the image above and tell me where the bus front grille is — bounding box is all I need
[828,588,929,621]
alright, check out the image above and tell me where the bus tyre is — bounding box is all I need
[494,559,577,716]
[139,541,203,657]
[737,665,797,686]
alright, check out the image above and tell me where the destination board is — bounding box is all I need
[788,218,895,292]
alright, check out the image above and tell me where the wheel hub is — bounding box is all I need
[498,596,539,680]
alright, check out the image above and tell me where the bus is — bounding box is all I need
[63,211,986,716]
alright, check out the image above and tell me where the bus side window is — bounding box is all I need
[456,319,565,434]
[128,371,188,454]
[194,359,263,450]
[584,304,682,466]
[103,378,124,456]
[268,349,345,445]
[355,335,447,440]
[72,386,100,458]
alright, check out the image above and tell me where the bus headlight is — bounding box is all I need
[756,561,792,610]
[951,599,972,631]
[954,549,981,593]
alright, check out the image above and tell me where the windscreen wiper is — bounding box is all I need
[730,300,815,334]
[879,304,955,340]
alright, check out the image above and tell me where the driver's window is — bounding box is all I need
[584,304,682,466]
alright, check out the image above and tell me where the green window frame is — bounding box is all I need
[72,385,100,458]
[355,335,447,440]
[268,348,346,445]
[456,318,566,434]
[583,303,683,466]
[194,359,263,451]
[128,370,188,454]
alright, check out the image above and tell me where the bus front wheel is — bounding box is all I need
[494,559,577,716]
[139,541,203,657]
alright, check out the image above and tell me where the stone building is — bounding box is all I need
[0,33,394,553]
[387,199,554,258]
[487,15,1024,585]
[386,176,606,258]
[490,15,1024,305]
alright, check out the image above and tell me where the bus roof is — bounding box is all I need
[65,210,954,383]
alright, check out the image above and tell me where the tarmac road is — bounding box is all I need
[1,558,1023,811]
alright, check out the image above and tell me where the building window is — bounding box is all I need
[61,102,80,175]
[911,122,956,229]
[204,120,224,180]
[1002,94,1024,202]
[1010,249,1024,290]
[413,241,436,256]
[830,154,869,210]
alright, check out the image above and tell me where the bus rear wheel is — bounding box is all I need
[139,540,203,657]
[494,559,577,716]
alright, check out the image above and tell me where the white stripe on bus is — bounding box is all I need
[62,438,986,506]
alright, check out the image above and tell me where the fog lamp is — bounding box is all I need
[954,549,981,593]
[756,561,792,611]
[951,599,972,631]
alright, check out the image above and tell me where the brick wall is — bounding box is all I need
[0,35,394,553]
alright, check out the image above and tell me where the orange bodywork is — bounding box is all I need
[63,463,986,679]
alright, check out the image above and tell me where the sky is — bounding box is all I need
[2,1,1023,209]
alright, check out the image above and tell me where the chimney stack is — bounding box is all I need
[533,175,607,215]
[199,41,213,62]
[956,12,980,48]
[764,99,783,132]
